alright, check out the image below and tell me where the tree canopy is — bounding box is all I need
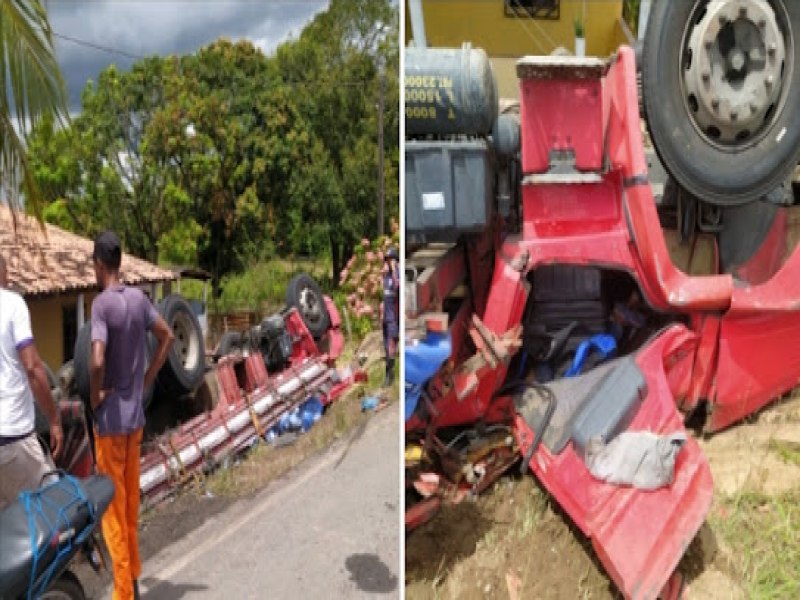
[28,0,398,294]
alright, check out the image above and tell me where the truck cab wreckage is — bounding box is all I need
[404,1,800,597]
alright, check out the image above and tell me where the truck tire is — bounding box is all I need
[156,294,205,396]
[216,331,242,357]
[193,370,221,413]
[642,0,800,205]
[40,571,86,600]
[142,334,156,409]
[73,323,155,409]
[57,359,75,397]
[285,273,330,339]
[719,200,780,275]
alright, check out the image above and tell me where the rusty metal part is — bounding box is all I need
[407,426,519,526]
[405,497,442,531]
[466,446,519,497]
[516,55,610,80]
[406,243,466,317]
[468,315,523,370]
[417,424,518,496]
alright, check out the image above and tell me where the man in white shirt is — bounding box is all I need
[0,254,63,510]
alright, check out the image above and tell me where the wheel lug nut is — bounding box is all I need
[719,15,729,25]
[766,75,774,90]
[730,110,738,121]
[739,6,747,18]
[702,71,711,81]
[758,18,767,28]
[768,43,777,56]
[749,102,758,114]
[712,97,720,110]
[705,38,714,50]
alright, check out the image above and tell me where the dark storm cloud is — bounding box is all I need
[47,1,328,111]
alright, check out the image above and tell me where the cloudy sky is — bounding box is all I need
[46,0,328,112]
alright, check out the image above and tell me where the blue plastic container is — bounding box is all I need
[404,331,452,420]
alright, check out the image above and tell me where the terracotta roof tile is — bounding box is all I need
[0,205,175,297]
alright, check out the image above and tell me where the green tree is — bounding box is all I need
[274,0,399,282]
[80,58,181,261]
[148,40,337,294]
[27,1,399,301]
[28,57,183,260]
[0,0,68,216]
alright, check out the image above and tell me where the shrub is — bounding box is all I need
[338,218,399,324]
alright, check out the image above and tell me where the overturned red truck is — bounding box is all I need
[42,273,357,503]
[405,1,800,598]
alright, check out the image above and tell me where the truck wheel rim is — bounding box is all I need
[172,312,200,370]
[682,0,791,147]
[298,287,322,326]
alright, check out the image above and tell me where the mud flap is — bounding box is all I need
[513,325,713,599]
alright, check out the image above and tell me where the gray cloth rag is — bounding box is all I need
[585,431,687,490]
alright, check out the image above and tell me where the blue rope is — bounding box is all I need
[22,492,38,600]
[22,475,97,599]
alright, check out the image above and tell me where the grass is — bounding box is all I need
[706,433,800,598]
[768,439,800,468]
[176,257,376,349]
[710,489,800,599]
[177,258,331,315]
[515,493,546,538]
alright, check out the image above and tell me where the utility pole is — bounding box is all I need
[377,71,385,237]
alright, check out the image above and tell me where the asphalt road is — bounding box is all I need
[112,405,400,599]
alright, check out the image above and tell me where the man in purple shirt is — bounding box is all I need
[89,231,173,600]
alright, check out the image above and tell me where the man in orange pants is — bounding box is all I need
[89,232,173,600]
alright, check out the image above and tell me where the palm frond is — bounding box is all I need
[0,0,68,219]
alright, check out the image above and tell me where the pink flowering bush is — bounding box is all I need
[339,218,400,323]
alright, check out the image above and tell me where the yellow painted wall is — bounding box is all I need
[406,0,624,58]
[490,57,524,99]
[27,292,95,372]
[28,296,66,372]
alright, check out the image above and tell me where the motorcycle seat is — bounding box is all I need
[0,474,113,600]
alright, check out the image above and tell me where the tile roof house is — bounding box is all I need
[0,204,175,371]
[0,205,173,296]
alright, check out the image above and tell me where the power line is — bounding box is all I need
[52,31,145,60]
[51,30,383,89]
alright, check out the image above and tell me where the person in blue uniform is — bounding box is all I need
[381,247,400,387]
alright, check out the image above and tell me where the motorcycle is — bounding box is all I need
[0,395,112,600]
